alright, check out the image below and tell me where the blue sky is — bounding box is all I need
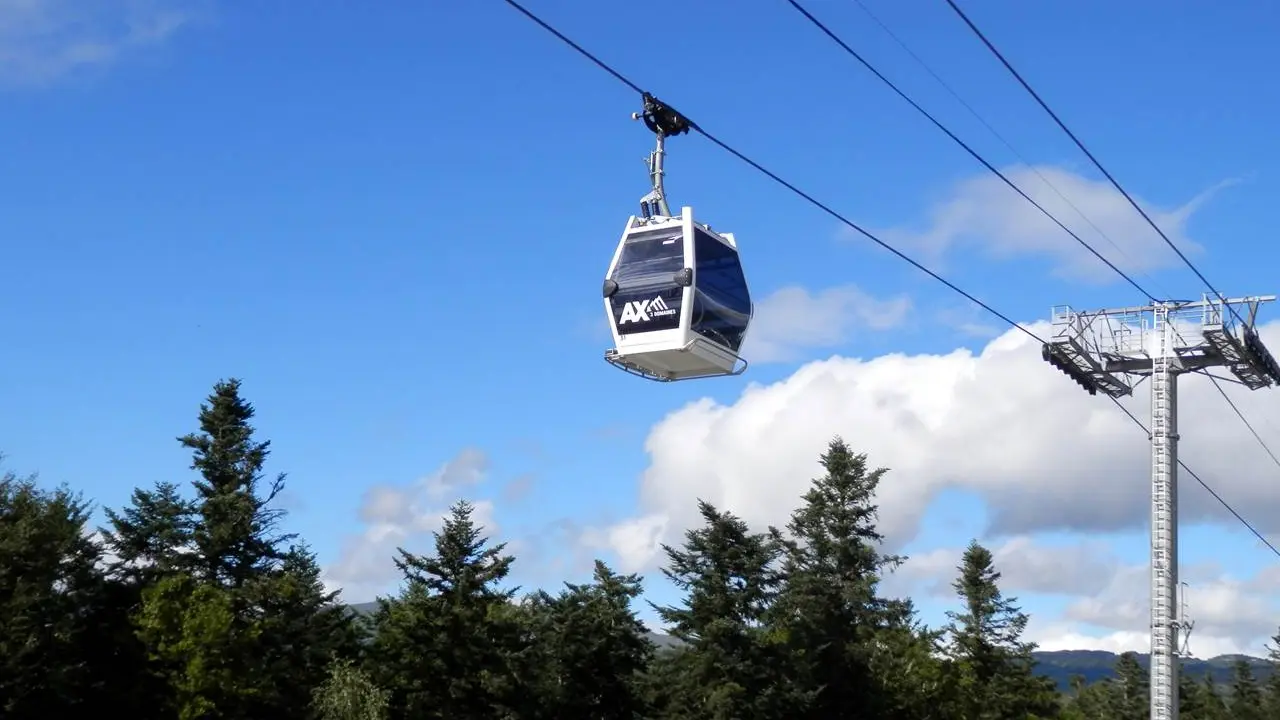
[3,0,1280,656]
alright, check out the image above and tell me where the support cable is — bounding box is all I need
[846,0,1175,302]
[783,0,1156,302]
[940,0,1280,481]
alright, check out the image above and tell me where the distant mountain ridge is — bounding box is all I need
[345,602,1269,690]
[1028,648,1272,690]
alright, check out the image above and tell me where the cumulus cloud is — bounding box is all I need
[886,535,1122,600]
[745,284,911,363]
[869,530,1279,658]
[871,165,1235,282]
[324,448,497,601]
[882,535,1279,658]
[1061,560,1280,653]
[584,320,1280,576]
[0,0,205,86]
[1029,557,1280,658]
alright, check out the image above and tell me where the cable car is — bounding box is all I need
[602,94,754,382]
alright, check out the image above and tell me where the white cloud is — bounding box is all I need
[324,448,498,601]
[580,514,667,574]
[0,0,205,86]
[1055,559,1280,656]
[745,284,911,363]
[885,535,1280,658]
[871,165,1234,282]
[585,320,1280,579]
[885,535,1122,600]
[422,446,488,500]
[1027,559,1280,659]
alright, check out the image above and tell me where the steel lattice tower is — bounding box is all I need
[1041,294,1280,720]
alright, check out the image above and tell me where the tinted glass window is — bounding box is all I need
[611,227,685,291]
[691,228,751,352]
[693,229,751,313]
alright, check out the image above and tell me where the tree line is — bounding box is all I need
[3,378,1280,719]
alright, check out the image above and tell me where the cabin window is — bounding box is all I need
[609,226,686,334]
[691,227,751,351]
[611,227,685,291]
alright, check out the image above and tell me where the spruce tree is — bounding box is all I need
[99,480,200,719]
[0,472,107,717]
[101,481,196,583]
[1180,668,1229,720]
[1229,658,1265,720]
[871,598,949,720]
[525,560,654,718]
[249,544,362,719]
[944,540,1059,719]
[98,481,202,718]
[653,500,794,720]
[118,379,356,718]
[1197,672,1230,720]
[1178,665,1204,720]
[1110,651,1148,720]
[1060,673,1109,719]
[370,499,521,719]
[770,437,941,719]
[181,378,292,588]
[1265,629,1280,716]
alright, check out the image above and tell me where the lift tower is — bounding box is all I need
[1041,294,1280,720]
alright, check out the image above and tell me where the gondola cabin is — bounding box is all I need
[603,206,753,381]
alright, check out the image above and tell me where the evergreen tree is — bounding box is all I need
[870,600,950,720]
[99,480,201,719]
[1265,629,1280,716]
[638,643,692,719]
[101,480,196,583]
[1198,672,1230,720]
[79,565,167,720]
[1060,673,1113,720]
[370,499,522,719]
[1179,668,1229,720]
[1229,658,1266,720]
[0,472,108,717]
[770,437,939,719]
[1107,652,1147,720]
[944,540,1059,719]
[525,560,654,719]
[98,480,200,719]
[1178,665,1204,720]
[118,379,354,718]
[248,544,362,719]
[181,378,293,588]
[654,500,794,720]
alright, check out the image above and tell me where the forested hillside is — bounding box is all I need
[4,379,1280,718]
[353,600,1274,690]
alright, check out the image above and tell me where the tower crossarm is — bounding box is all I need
[1202,323,1280,390]
[1042,337,1134,398]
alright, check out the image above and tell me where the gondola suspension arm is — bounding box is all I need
[632,93,691,220]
